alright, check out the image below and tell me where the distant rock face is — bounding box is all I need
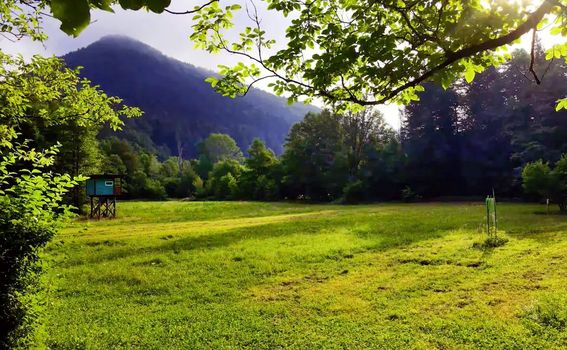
[63,35,316,157]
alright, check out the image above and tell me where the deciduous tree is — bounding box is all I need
[0,53,140,347]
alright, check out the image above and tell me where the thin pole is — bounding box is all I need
[492,189,497,236]
[486,196,490,236]
[546,198,550,215]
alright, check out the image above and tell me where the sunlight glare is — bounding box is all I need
[481,0,565,50]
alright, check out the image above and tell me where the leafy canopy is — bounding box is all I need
[0,0,176,38]
[199,133,244,163]
[0,53,142,131]
[0,52,141,346]
[5,0,567,109]
[189,0,567,109]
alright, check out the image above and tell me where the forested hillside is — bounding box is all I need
[63,35,316,157]
[84,48,567,203]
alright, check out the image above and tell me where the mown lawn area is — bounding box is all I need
[44,201,567,349]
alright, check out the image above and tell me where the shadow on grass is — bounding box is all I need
[532,211,567,216]
[58,203,567,269]
[63,214,460,267]
[504,220,567,242]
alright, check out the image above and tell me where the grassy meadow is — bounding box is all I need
[43,201,567,349]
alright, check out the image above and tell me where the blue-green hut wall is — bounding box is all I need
[86,178,115,196]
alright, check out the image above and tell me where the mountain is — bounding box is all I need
[63,35,317,157]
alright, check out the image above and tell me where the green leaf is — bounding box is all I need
[464,68,475,83]
[555,99,567,111]
[205,76,219,87]
[50,0,90,37]
[119,0,145,10]
[145,0,171,13]
[91,0,114,12]
[550,26,562,35]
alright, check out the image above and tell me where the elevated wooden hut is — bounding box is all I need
[86,175,123,219]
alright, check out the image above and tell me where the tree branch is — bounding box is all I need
[373,0,559,105]
[165,0,218,15]
[242,74,277,96]
[529,27,542,84]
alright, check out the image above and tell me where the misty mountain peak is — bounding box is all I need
[63,37,316,157]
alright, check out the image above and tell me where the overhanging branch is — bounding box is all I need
[373,0,559,105]
[165,0,218,15]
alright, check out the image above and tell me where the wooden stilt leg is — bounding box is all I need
[88,195,118,220]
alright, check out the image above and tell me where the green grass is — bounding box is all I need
[43,201,567,349]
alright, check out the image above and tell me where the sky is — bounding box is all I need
[0,0,561,130]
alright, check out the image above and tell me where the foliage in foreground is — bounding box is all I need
[0,130,78,348]
[5,1,567,110]
[0,53,139,347]
[192,0,567,111]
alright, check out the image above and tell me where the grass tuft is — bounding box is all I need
[523,295,567,333]
[472,236,509,249]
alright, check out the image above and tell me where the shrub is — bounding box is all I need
[144,178,167,200]
[472,236,508,249]
[0,137,79,348]
[522,156,567,212]
[254,175,279,201]
[341,180,367,203]
[216,173,239,199]
[401,186,421,202]
[206,160,244,199]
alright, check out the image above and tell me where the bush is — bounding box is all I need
[522,156,567,212]
[215,173,239,199]
[401,186,421,202]
[144,178,167,200]
[472,236,508,249]
[162,177,181,198]
[0,138,78,348]
[206,160,244,199]
[129,171,167,200]
[193,176,207,199]
[254,175,279,201]
[341,180,367,203]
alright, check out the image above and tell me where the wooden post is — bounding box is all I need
[546,198,550,215]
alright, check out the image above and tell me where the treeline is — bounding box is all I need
[97,109,401,203]
[36,47,567,206]
[91,49,567,203]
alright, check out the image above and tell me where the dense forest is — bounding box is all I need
[68,47,565,204]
